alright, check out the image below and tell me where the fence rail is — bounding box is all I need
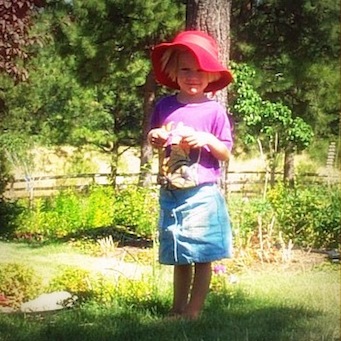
[4,171,340,199]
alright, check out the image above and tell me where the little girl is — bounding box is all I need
[148,30,233,320]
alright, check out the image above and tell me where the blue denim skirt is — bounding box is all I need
[158,183,233,265]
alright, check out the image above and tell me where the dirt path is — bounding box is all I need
[0,240,333,286]
[0,241,153,285]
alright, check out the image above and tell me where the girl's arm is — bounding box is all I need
[181,132,230,162]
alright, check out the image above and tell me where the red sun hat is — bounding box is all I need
[151,30,233,93]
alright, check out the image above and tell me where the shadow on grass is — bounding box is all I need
[0,290,333,341]
[1,225,153,251]
[60,225,153,248]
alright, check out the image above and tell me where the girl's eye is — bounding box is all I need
[179,68,203,73]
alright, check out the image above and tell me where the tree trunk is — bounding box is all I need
[186,0,232,194]
[110,141,119,188]
[139,70,157,187]
[283,143,295,188]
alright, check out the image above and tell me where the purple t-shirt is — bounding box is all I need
[151,95,233,186]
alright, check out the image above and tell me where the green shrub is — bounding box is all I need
[12,185,157,241]
[0,263,42,308]
[48,267,95,301]
[90,276,117,305]
[14,195,80,239]
[47,267,155,305]
[83,186,115,228]
[10,182,339,250]
[229,183,340,256]
[229,196,286,265]
[229,197,274,249]
[14,186,115,240]
[15,198,68,239]
[267,183,341,248]
[113,186,158,238]
[114,276,156,305]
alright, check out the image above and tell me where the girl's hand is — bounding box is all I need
[181,132,230,161]
[181,132,212,149]
[148,128,169,148]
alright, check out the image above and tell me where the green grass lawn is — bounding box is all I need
[0,259,339,341]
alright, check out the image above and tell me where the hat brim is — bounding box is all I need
[151,42,233,92]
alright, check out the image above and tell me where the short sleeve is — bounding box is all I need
[212,104,234,151]
[150,99,163,129]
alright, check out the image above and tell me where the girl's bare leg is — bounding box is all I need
[171,264,192,315]
[183,262,212,319]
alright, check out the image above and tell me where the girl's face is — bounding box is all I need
[176,52,210,98]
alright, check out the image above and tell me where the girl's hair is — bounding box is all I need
[160,47,221,84]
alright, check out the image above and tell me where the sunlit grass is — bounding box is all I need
[0,259,339,341]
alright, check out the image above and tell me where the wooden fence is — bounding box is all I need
[3,171,340,200]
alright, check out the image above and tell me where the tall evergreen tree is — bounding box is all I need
[1,0,185,187]
[231,0,340,137]
[51,1,184,183]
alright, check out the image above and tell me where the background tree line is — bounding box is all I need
[0,0,339,194]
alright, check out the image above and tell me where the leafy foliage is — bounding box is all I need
[13,186,115,239]
[231,62,313,152]
[40,0,184,149]
[0,263,42,308]
[229,182,340,256]
[230,61,314,183]
[230,197,273,249]
[47,267,97,302]
[10,185,158,240]
[229,197,284,266]
[112,186,159,237]
[0,0,43,81]
[0,151,11,196]
[47,266,155,305]
[3,182,338,252]
[267,183,341,249]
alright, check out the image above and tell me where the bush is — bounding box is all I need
[229,183,340,258]
[114,276,156,306]
[229,197,283,264]
[229,197,274,250]
[113,186,159,238]
[83,186,115,228]
[12,185,158,241]
[8,182,339,250]
[267,183,341,249]
[47,266,155,305]
[14,186,115,240]
[48,267,97,302]
[0,263,43,308]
